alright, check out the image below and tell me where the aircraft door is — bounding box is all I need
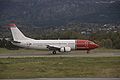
[25,42,32,48]
[85,41,89,49]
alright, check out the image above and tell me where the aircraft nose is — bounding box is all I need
[88,41,99,49]
[94,44,99,48]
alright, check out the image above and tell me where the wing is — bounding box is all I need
[46,45,61,50]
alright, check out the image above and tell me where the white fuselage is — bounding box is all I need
[13,40,76,50]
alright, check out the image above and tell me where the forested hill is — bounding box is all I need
[0,0,120,27]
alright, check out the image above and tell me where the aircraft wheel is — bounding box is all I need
[87,50,90,54]
[53,50,56,54]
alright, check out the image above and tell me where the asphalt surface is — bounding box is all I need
[1,78,120,80]
[0,50,120,58]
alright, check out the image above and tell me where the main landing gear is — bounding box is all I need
[52,50,57,54]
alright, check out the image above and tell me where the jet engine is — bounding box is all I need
[60,47,71,52]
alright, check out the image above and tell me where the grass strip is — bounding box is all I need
[0,57,120,78]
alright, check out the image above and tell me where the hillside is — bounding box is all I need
[0,0,120,27]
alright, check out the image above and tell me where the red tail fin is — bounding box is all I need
[8,24,16,27]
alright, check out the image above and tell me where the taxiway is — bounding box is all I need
[0,50,120,58]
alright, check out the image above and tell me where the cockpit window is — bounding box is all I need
[89,41,95,44]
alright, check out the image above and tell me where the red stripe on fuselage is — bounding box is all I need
[75,40,99,50]
[75,40,89,50]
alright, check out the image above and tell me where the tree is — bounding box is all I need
[101,39,113,48]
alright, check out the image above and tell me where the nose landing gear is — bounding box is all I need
[87,50,90,54]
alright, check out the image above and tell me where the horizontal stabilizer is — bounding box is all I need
[12,41,21,43]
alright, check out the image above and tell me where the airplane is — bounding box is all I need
[8,24,99,54]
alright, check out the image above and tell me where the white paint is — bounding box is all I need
[10,25,76,51]
[13,40,76,50]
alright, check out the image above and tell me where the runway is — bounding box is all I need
[0,50,120,58]
[2,78,120,80]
